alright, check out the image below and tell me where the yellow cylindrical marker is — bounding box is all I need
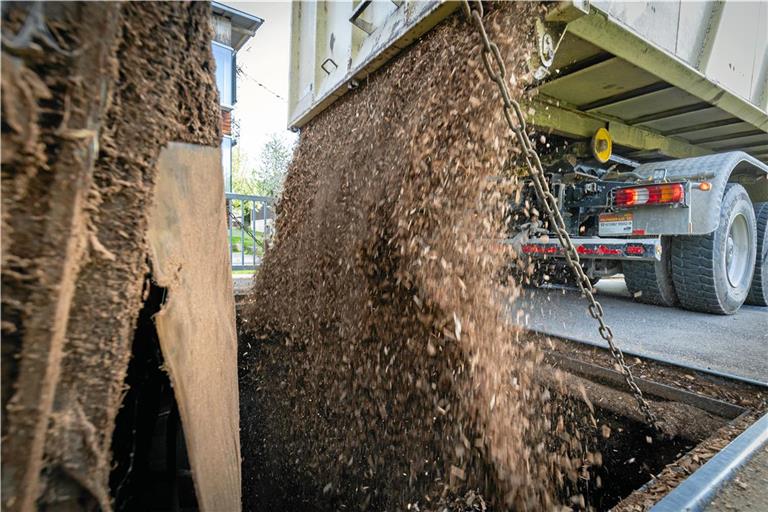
[591,127,613,164]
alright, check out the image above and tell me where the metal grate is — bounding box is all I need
[226,193,274,271]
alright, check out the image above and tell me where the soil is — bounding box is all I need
[540,337,768,512]
[238,327,744,511]
[564,393,699,511]
[1,3,219,509]
[614,411,764,512]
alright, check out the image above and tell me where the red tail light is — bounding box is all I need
[522,244,558,255]
[613,183,684,207]
[577,245,622,256]
[522,243,648,257]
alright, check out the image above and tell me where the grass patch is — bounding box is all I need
[230,231,265,255]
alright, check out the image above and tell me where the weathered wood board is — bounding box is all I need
[147,142,241,511]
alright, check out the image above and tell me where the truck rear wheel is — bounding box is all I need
[672,184,757,314]
[623,236,678,307]
[746,202,768,306]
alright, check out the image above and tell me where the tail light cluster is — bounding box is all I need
[522,242,650,258]
[612,183,685,208]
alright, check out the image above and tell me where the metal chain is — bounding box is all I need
[229,211,266,251]
[461,0,659,429]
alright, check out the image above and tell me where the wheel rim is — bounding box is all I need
[725,213,751,288]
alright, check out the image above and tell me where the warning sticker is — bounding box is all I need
[599,212,633,236]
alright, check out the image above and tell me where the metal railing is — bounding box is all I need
[226,193,274,271]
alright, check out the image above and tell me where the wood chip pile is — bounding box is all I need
[239,4,594,510]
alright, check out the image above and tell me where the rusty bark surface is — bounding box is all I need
[1,2,220,510]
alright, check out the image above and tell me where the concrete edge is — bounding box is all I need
[649,412,768,512]
[532,330,768,389]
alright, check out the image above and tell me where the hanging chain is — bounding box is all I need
[461,0,659,430]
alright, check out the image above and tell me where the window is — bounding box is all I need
[222,136,233,193]
[212,42,235,108]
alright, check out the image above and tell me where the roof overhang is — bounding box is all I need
[211,1,264,51]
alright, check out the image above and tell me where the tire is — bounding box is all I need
[746,202,768,306]
[624,236,678,307]
[671,184,757,314]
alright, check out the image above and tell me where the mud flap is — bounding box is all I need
[147,142,241,511]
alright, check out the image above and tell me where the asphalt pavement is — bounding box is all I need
[512,277,768,385]
[233,274,255,296]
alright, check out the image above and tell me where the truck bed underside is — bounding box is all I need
[531,6,768,164]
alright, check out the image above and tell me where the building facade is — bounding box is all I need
[210,2,263,192]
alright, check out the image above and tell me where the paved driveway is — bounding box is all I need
[512,277,768,385]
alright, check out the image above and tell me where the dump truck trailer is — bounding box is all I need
[288,0,768,314]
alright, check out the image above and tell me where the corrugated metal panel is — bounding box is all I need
[673,121,754,142]
[638,107,733,134]
[588,87,702,120]
[702,132,768,151]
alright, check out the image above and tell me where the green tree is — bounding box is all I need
[255,133,293,198]
[232,132,293,198]
[232,145,259,195]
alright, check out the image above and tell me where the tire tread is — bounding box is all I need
[746,202,768,306]
[672,184,755,314]
[671,234,720,311]
[624,239,677,307]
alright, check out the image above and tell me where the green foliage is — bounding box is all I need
[232,132,294,198]
[232,146,259,196]
[256,133,293,197]
[229,231,265,256]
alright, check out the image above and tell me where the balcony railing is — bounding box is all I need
[226,193,274,271]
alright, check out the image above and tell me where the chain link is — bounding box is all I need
[461,0,659,429]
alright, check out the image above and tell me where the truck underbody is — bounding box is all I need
[508,146,768,314]
[496,2,768,316]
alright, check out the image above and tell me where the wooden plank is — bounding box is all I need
[147,142,241,511]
